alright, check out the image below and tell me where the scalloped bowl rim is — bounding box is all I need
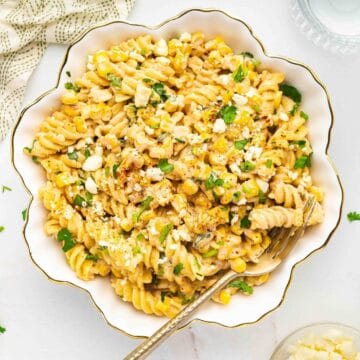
[11,9,343,338]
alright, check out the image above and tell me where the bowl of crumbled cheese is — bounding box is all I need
[271,322,360,360]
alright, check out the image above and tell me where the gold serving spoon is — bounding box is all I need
[125,198,316,360]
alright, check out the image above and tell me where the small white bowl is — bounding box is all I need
[271,322,360,359]
[12,9,343,338]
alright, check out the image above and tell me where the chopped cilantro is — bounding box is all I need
[241,51,254,58]
[152,82,168,102]
[159,224,173,243]
[202,248,218,258]
[194,256,201,270]
[290,140,306,148]
[294,155,311,169]
[23,139,36,154]
[67,150,78,160]
[347,212,360,222]
[233,191,241,201]
[205,172,224,189]
[175,137,186,144]
[0,226,4,233]
[300,111,309,120]
[85,191,93,204]
[289,103,299,116]
[65,71,71,77]
[279,83,302,103]
[32,156,40,164]
[64,82,80,92]
[158,159,174,174]
[234,139,249,150]
[85,254,99,261]
[84,147,91,159]
[219,105,237,124]
[228,279,253,294]
[134,196,153,222]
[136,233,145,241]
[107,73,122,88]
[57,228,76,252]
[173,263,184,276]
[160,291,168,302]
[22,209,27,221]
[265,159,273,168]
[0,325,6,334]
[112,164,120,178]
[240,161,256,172]
[240,216,251,229]
[132,245,141,255]
[73,194,87,207]
[142,78,152,83]
[2,185,12,193]
[258,190,267,204]
[233,64,248,82]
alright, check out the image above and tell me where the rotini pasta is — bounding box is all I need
[25,32,324,317]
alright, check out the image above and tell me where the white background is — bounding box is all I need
[0,0,359,359]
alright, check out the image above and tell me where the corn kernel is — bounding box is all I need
[155,298,170,313]
[93,50,109,64]
[242,179,259,198]
[230,257,247,273]
[219,289,232,305]
[180,179,199,196]
[109,48,129,62]
[104,133,119,149]
[54,172,76,188]
[74,116,87,133]
[213,136,228,153]
[222,90,234,105]
[120,218,134,232]
[97,61,114,78]
[61,91,78,105]
[220,190,233,205]
[309,186,324,202]
[61,105,79,117]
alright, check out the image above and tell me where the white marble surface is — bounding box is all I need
[0,0,359,359]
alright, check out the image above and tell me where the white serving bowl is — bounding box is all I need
[12,9,343,338]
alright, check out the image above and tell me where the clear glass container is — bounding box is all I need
[291,0,360,54]
[271,322,360,359]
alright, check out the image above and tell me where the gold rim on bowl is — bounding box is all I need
[10,8,344,339]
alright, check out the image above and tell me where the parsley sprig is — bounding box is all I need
[347,212,360,222]
[219,105,237,125]
[228,280,253,294]
[57,228,76,252]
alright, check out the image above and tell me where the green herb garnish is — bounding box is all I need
[73,194,87,207]
[173,263,184,276]
[228,279,253,294]
[233,191,241,201]
[105,167,110,177]
[112,164,120,178]
[258,190,267,204]
[65,71,71,77]
[152,82,168,102]
[23,140,36,154]
[205,171,224,189]
[265,159,273,168]
[240,161,256,172]
[64,82,80,92]
[241,51,254,58]
[202,248,218,258]
[84,147,91,159]
[2,185,12,193]
[233,64,248,83]
[294,155,311,169]
[234,139,249,150]
[279,83,302,103]
[134,196,153,222]
[289,103,299,116]
[219,105,237,124]
[142,78,152,83]
[22,209,27,221]
[290,140,306,148]
[85,254,99,261]
[132,245,141,255]
[158,159,174,174]
[32,156,40,164]
[57,228,76,252]
[175,137,186,144]
[347,212,360,222]
[159,224,173,243]
[0,226,4,233]
[300,111,309,120]
[240,216,251,229]
[67,150,78,160]
[107,73,122,88]
[0,325,6,334]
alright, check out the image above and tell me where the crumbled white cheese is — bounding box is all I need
[85,177,98,194]
[300,174,312,188]
[145,167,163,181]
[256,179,269,193]
[82,155,102,171]
[154,38,168,56]
[158,256,168,264]
[95,145,103,156]
[218,74,231,86]
[113,216,121,225]
[98,240,109,247]
[149,223,159,235]
[63,205,74,220]
[172,229,191,242]
[187,133,203,145]
[93,201,104,216]
[180,32,192,42]
[232,93,248,106]
[288,171,298,181]
[245,87,257,97]
[178,209,187,218]
[156,56,171,65]
[169,95,185,108]
[134,82,152,108]
[244,146,263,161]
[231,214,239,226]
[67,146,74,153]
[90,87,112,103]
[133,183,142,192]
[85,137,93,145]
[144,126,155,135]
[279,111,289,121]
[173,125,189,138]
[230,163,242,176]
[242,126,250,138]
[213,118,227,133]
[87,55,96,71]
[169,244,178,250]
